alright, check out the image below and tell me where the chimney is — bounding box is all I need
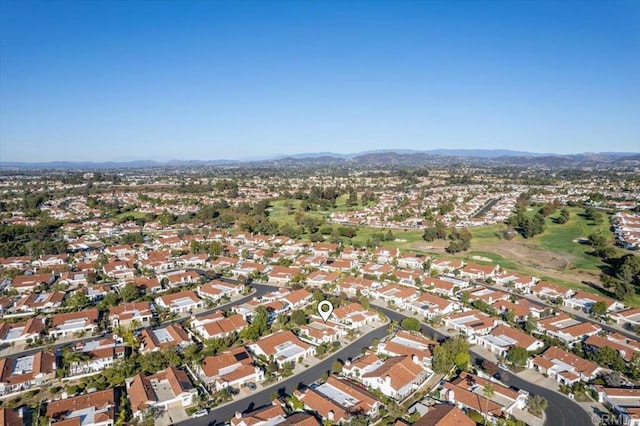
[412,355,419,364]
[328,411,335,421]
[448,389,455,403]
[385,375,392,387]
[235,411,241,419]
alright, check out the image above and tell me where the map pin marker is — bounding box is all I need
[317,300,334,322]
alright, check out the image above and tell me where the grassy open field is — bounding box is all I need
[116,211,148,220]
[267,200,637,306]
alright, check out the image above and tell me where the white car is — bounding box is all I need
[498,364,509,371]
[192,409,208,418]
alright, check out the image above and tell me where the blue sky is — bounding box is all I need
[1,1,638,162]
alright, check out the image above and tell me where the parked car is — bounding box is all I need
[192,409,209,418]
[498,364,509,371]
[247,382,257,391]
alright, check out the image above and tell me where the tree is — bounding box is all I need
[400,317,421,332]
[590,301,608,317]
[482,384,495,425]
[506,346,529,368]
[454,351,470,370]
[588,232,607,247]
[526,394,548,417]
[290,310,307,326]
[331,360,343,374]
[121,282,140,303]
[524,314,538,333]
[482,359,499,376]
[432,336,470,373]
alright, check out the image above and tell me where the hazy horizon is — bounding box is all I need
[1,1,639,162]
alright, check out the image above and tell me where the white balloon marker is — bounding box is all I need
[317,300,334,322]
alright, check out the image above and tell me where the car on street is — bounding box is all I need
[192,409,209,418]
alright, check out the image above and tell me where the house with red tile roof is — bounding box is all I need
[429,259,464,274]
[14,291,65,314]
[66,337,126,377]
[464,287,510,305]
[109,301,153,329]
[405,293,459,319]
[246,330,315,367]
[295,375,381,423]
[231,261,267,278]
[133,276,163,294]
[361,356,430,400]
[159,270,201,288]
[336,276,379,297]
[311,243,339,257]
[154,290,203,314]
[209,255,239,272]
[11,273,55,293]
[230,400,287,426]
[266,266,302,285]
[48,309,100,338]
[195,347,264,392]
[373,284,419,308]
[478,324,544,357]
[397,253,429,270]
[57,270,89,287]
[321,258,357,273]
[423,277,469,297]
[563,291,625,313]
[530,346,601,385]
[459,263,500,281]
[536,313,602,346]
[374,246,400,264]
[592,386,640,426]
[495,299,547,320]
[583,333,640,362]
[282,288,313,309]
[361,262,394,278]
[127,366,198,420]
[46,388,116,426]
[192,313,248,340]
[0,318,44,345]
[413,405,474,426]
[611,307,640,327]
[299,320,346,345]
[196,280,242,302]
[331,303,379,329]
[343,352,385,379]
[103,260,135,281]
[0,351,56,397]
[378,331,436,368]
[530,281,575,300]
[177,253,209,268]
[139,324,191,353]
[443,310,498,340]
[0,408,26,426]
[306,270,341,288]
[496,272,537,293]
[441,372,528,422]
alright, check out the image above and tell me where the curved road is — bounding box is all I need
[180,324,389,426]
[377,305,593,426]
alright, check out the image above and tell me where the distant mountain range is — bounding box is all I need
[1,149,638,170]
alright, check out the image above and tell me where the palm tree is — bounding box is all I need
[482,384,495,425]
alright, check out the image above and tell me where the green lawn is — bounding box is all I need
[116,211,147,220]
[536,207,612,271]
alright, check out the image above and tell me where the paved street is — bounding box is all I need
[180,324,389,426]
[375,305,595,426]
